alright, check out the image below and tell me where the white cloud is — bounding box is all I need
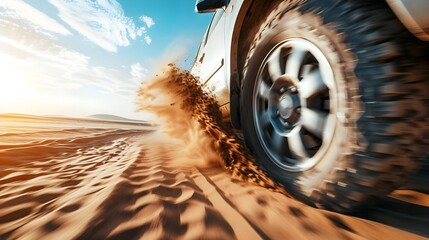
[144,35,152,45]
[137,27,146,37]
[140,15,155,28]
[0,0,71,36]
[130,63,147,79]
[48,0,153,52]
[68,63,147,100]
[0,8,147,102]
[0,11,89,81]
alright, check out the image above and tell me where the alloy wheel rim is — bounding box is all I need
[252,38,338,172]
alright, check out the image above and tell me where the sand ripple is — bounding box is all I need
[0,126,150,239]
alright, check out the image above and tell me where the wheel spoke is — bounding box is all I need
[285,47,307,78]
[301,108,327,139]
[258,111,271,129]
[258,81,271,100]
[298,68,327,99]
[271,132,288,154]
[287,128,309,159]
[267,48,282,81]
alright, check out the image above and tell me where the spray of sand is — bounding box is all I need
[137,64,285,192]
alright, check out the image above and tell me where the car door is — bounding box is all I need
[192,9,229,107]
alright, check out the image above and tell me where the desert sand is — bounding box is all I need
[0,114,427,239]
[1,66,428,239]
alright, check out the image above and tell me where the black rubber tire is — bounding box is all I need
[240,0,429,212]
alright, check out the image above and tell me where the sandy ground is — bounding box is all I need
[0,115,428,240]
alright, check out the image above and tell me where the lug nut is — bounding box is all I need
[280,87,285,93]
[284,121,290,127]
[289,86,297,93]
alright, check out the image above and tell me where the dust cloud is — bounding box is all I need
[136,64,285,192]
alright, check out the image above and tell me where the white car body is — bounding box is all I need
[191,0,245,118]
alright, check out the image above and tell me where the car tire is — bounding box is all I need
[240,0,428,212]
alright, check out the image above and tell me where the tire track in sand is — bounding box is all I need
[191,169,265,240]
[76,139,263,240]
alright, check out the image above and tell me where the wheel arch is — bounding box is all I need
[229,0,283,129]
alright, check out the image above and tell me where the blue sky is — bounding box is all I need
[0,0,213,119]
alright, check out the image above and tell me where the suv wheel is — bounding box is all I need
[240,0,428,212]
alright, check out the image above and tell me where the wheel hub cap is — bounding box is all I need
[279,95,294,119]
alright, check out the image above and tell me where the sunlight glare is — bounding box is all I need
[0,55,32,105]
